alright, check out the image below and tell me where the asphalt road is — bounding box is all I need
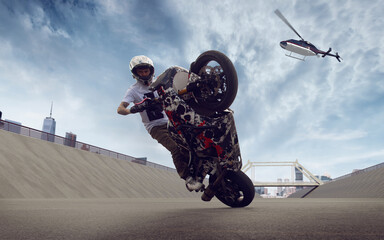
[1,198,383,240]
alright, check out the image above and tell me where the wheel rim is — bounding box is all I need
[194,64,230,108]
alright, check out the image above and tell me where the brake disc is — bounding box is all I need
[198,66,223,97]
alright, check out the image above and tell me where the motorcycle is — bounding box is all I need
[144,50,255,208]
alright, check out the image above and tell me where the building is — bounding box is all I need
[277,178,283,196]
[295,167,304,191]
[315,174,332,182]
[64,132,77,148]
[3,119,22,134]
[255,186,265,195]
[41,103,56,142]
[41,117,56,142]
[132,157,147,165]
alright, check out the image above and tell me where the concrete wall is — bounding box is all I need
[289,166,384,198]
[0,129,198,199]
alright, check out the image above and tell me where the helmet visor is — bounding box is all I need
[133,65,154,82]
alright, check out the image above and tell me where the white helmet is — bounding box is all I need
[129,55,155,85]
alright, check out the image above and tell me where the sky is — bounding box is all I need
[1,0,383,182]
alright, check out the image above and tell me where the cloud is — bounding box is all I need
[1,0,384,179]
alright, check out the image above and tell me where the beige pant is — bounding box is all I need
[150,124,189,179]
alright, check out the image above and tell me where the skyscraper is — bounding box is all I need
[277,178,283,196]
[41,102,56,142]
[295,167,304,191]
[64,132,76,147]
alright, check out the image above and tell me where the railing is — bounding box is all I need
[252,181,320,187]
[0,119,176,173]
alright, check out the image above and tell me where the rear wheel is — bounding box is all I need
[209,170,255,208]
[189,50,238,116]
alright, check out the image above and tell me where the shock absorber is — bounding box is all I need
[201,169,228,202]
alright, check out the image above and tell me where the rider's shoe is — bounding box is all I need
[185,176,203,191]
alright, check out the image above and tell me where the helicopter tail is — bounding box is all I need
[335,52,342,62]
[322,48,332,57]
[321,48,342,62]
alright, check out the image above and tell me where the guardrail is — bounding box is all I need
[252,182,320,187]
[0,119,176,173]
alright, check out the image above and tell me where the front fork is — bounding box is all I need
[201,167,228,202]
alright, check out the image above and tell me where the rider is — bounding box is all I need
[117,55,202,191]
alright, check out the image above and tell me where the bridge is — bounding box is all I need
[242,159,324,187]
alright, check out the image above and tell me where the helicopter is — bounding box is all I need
[274,9,342,62]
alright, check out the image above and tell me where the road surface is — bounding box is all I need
[1,198,383,240]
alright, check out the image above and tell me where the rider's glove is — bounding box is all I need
[129,101,148,114]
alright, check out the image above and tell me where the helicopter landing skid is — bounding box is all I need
[285,51,306,61]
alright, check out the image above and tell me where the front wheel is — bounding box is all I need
[209,170,255,208]
[189,50,238,116]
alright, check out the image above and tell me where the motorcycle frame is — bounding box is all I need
[151,66,242,179]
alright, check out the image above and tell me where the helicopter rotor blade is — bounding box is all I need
[274,9,305,41]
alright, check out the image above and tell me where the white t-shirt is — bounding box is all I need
[122,82,168,133]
